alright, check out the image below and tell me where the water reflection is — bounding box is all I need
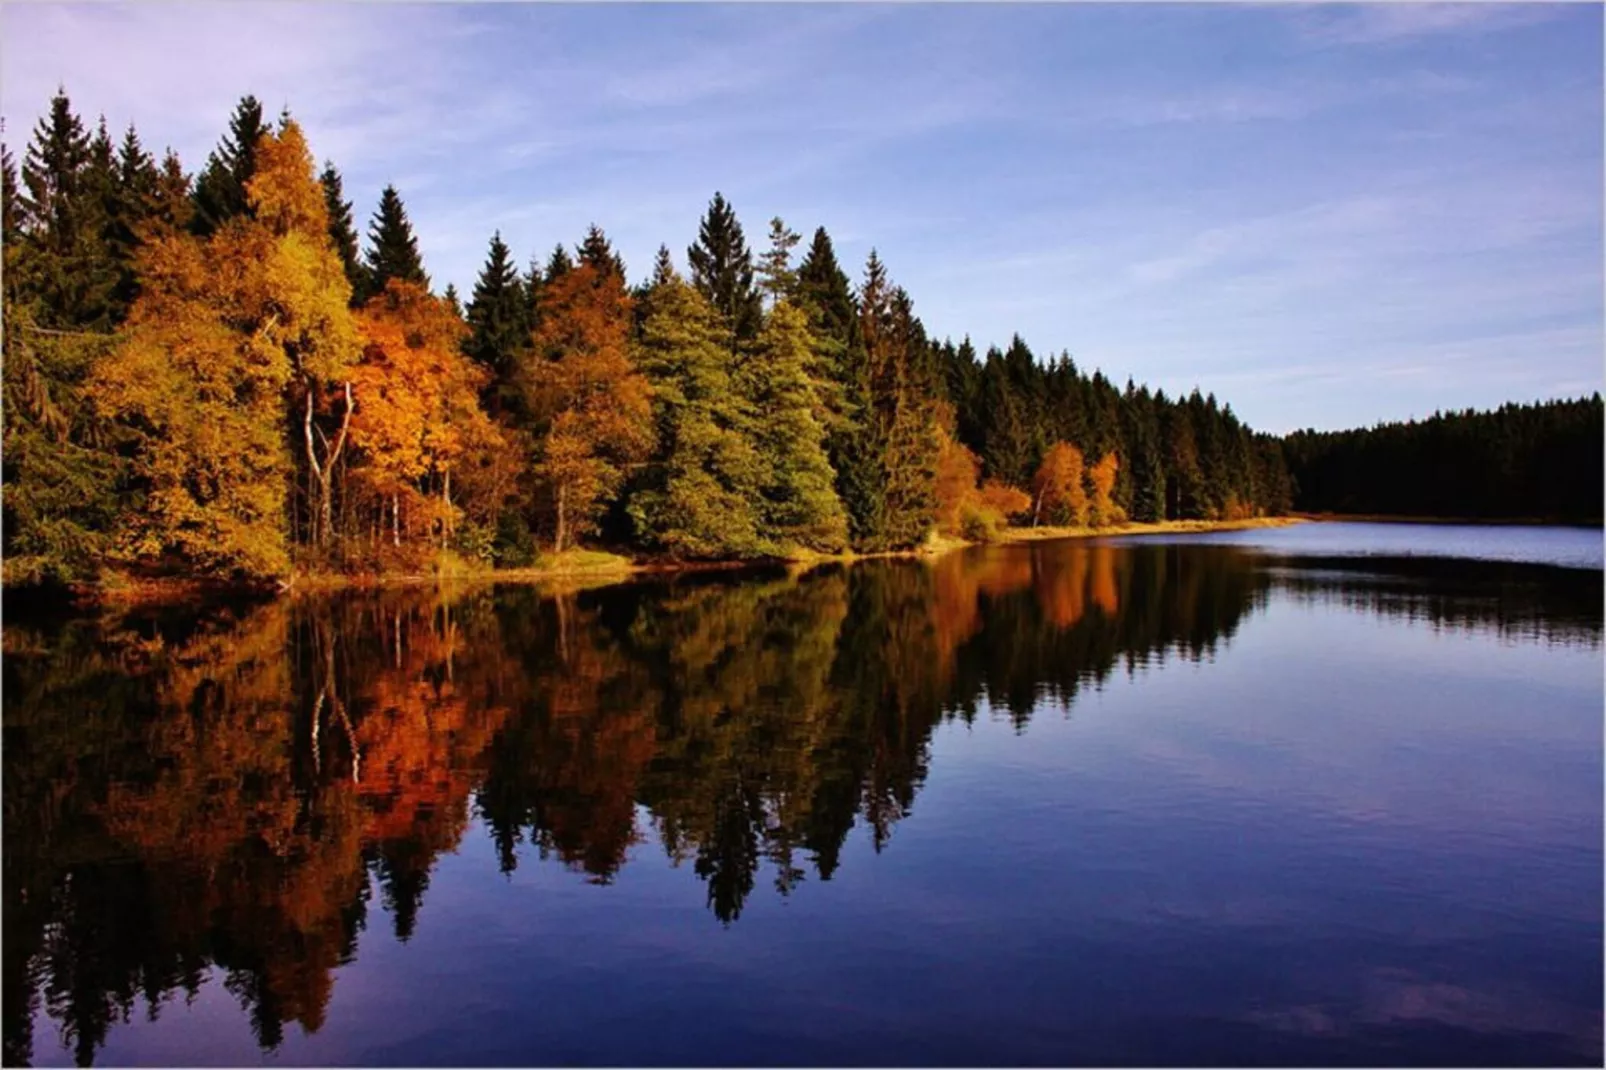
[3,540,1598,1065]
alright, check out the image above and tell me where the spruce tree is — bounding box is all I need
[191,94,265,236]
[319,163,364,299]
[747,301,848,551]
[687,191,762,353]
[358,184,427,303]
[797,228,881,547]
[464,230,529,412]
[576,223,626,281]
[757,216,801,306]
[544,242,573,282]
[151,149,193,234]
[630,274,769,558]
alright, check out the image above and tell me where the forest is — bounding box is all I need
[3,91,1598,590]
[2,91,1298,588]
[1283,397,1603,523]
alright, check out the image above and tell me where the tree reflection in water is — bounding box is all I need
[4,542,1596,1064]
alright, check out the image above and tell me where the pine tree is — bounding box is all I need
[576,223,626,281]
[631,274,768,558]
[464,230,528,413]
[746,301,847,551]
[191,94,266,236]
[319,163,364,299]
[544,242,573,282]
[151,149,193,234]
[358,184,427,303]
[651,244,675,286]
[687,191,762,353]
[757,216,801,306]
[443,283,462,318]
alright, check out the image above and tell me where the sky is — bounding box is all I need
[2,2,1600,434]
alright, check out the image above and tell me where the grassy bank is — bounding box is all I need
[49,519,1304,606]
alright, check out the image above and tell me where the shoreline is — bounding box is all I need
[39,518,1307,606]
[1288,511,1603,528]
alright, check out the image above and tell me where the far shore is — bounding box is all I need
[1289,511,1603,528]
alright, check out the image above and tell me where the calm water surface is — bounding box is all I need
[5,522,1601,1066]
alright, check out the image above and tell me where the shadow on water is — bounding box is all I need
[3,540,1599,1065]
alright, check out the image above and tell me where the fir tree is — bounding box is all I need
[151,149,193,234]
[319,163,364,299]
[757,216,801,306]
[358,184,427,303]
[797,228,879,546]
[631,274,769,558]
[191,94,266,236]
[747,301,848,551]
[544,242,573,282]
[576,223,626,281]
[464,230,528,413]
[687,191,762,353]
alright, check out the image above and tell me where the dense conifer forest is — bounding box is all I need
[2,92,1598,587]
[1283,397,1603,523]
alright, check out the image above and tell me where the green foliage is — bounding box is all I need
[687,191,762,352]
[319,162,364,299]
[191,94,265,237]
[464,230,529,412]
[747,302,848,552]
[357,184,427,303]
[631,276,769,558]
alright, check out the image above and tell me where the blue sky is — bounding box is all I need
[3,3,1600,433]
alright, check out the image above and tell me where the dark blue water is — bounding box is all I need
[5,523,1600,1066]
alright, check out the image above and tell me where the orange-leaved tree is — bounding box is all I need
[1087,451,1124,527]
[523,262,653,553]
[351,280,504,550]
[1032,440,1088,527]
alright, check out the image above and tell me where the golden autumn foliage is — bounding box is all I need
[525,264,653,552]
[931,421,1032,541]
[86,120,359,578]
[1087,451,1124,527]
[351,280,505,552]
[1032,441,1089,527]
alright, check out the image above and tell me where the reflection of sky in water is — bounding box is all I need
[18,527,1603,1067]
[1145,519,1605,570]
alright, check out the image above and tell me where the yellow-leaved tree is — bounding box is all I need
[87,119,358,578]
[524,263,653,553]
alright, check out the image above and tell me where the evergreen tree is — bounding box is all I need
[631,274,769,558]
[746,301,848,551]
[443,283,462,318]
[576,223,626,281]
[191,94,266,236]
[544,242,573,282]
[464,230,529,414]
[757,216,801,306]
[319,163,364,299]
[151,149,193,234]
[687,191,762,353]
[358,184,427,303]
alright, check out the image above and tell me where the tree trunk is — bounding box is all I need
[392,493,401,547]
[303,382,354,548]
[555,482,567,555]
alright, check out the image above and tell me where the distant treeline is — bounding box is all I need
[1284,396,1603,523]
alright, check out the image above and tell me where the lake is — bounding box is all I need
[4,522,1601,1067]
